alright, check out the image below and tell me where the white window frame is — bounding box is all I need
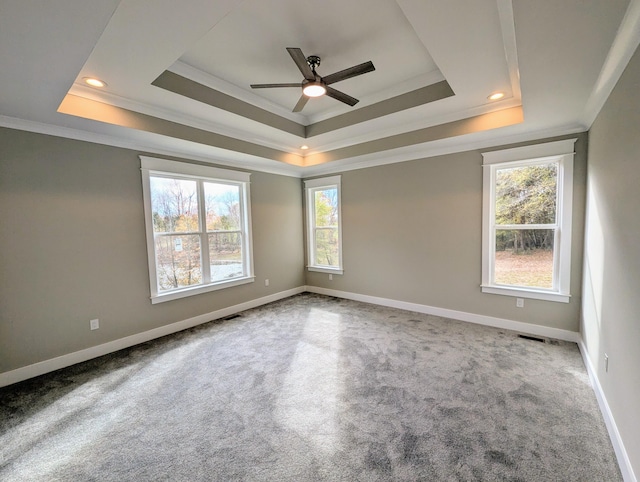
[481,139,576,303]
[140,156,254,304]
[305,175,343,274]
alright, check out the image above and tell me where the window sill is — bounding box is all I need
[150,277,255,304]
[481,285,570,303]
[307,266,343,275]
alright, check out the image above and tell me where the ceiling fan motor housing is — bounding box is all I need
[306,55,321,71]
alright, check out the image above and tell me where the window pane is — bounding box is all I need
[495,163,557,225]
[208,232,244,281]
[204,182,241,231]
[494,229,554,288]
[314,188,338,227]
[315,227,339,267]
[155,235,202,291]
[150,177,199,233]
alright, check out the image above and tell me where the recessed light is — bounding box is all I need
[83,77,107,88]
[300,145,309,150]
[488,92,505,101]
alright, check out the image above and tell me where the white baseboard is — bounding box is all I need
[304,286,580,342]
[0,286,305,388]
[0,285,580,387]
[307,286,634,479]
[577,339,637,482]
[3,285,632,479]
[304,286,633,480]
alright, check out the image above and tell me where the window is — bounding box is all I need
[305,176,343,274]
[140,156,254,303]
[481,139,576,302]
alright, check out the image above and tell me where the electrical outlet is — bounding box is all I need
[90,319,99,330]
[265,279,269,287]
[516,298,524,308]
[604,353,609,372]
[329,274,333,281]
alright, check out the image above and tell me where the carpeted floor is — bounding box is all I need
[0,293,622,481]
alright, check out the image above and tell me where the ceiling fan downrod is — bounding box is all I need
[306,55,321,74]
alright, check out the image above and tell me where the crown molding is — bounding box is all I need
[169,60,305,123]
[305,70,447,124]
[300,124,586,177]
[170,61,447,126]
[0,112,585,181]
[583,0,640,128]
[69,83,299,153]
[0,115,304,178]
[496,0,522,101]
[305,97,522,154]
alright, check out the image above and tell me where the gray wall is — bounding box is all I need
[306,133,588,332]
[582,44,640,476]
[0,128,304,372]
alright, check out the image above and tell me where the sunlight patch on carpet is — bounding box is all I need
[275,308,342,453]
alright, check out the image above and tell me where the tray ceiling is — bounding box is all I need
[1,0,638,177]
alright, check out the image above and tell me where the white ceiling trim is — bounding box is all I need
[582,0,640,128]
[304,70,447,124]
[171,60,446,126]
[496,0,522,101]
[170,61,305,123]
[69,66,519,158]
[0,115,304,178]
[58,0,523,160]
[67,83,300,154]
[301,124,587,178]
[304,96,522,155]
[0,113,586,180]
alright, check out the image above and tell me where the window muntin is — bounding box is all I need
[493,160,559,290]
[481,139,575,303]
[141,157,253,303]
[305,176,343,274]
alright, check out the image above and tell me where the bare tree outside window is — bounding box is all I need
[141,157,254,303]
[150,177,202,290]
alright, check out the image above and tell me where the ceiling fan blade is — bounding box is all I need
[322,61,375,85]
[292,94,309,112]
[287,47,315,81]
[250,83,301,89]
[325,86,359,106]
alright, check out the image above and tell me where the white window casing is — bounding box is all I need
[305,175,343,274]
[140,156,254,304]
[481,139,576,303]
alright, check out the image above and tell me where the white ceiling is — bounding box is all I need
[1,0,639,177]
[179,0,440,119]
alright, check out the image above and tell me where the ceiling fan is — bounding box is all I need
[250,47,375,112]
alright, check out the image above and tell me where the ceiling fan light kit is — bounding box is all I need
[302,81,326,97]
[250,47,375,112]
